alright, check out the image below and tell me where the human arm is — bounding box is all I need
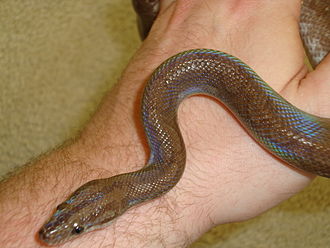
[1,0,330,247]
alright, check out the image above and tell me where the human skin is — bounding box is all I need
[0,0,329,247]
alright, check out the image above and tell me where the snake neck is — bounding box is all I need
[122,159,184,207]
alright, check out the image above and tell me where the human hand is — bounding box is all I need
[73,0,330,246]
[2,1,329,247]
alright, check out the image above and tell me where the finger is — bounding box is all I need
[313,53,330,82]
[296,53,330,117]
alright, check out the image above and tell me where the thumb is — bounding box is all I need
[296,54,330,117]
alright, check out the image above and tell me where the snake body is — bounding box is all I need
[39,0,330,245]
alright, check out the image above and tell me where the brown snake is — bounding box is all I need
[39,0,330,245]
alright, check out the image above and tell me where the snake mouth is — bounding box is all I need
[39,229,55,245]
[38,226,68,246]
[38,228,53,245]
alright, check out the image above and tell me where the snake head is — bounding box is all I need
[39,177,129,245]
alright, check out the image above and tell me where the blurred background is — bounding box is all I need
[0,0,329,247]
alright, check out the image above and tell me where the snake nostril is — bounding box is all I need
[38,228,46,240]
[38,227,51,241]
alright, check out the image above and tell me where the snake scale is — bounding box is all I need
[39,0,330,245]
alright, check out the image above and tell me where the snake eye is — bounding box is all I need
[72,225,84,235]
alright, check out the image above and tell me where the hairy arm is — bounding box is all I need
[0,0,329,247]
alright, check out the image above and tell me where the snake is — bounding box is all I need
[39,0,330,245]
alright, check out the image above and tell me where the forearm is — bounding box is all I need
[0,55,198,247]
[0,151,191,248]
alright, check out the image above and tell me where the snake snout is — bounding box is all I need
[38,219,74,245]
[38,225,60,245]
